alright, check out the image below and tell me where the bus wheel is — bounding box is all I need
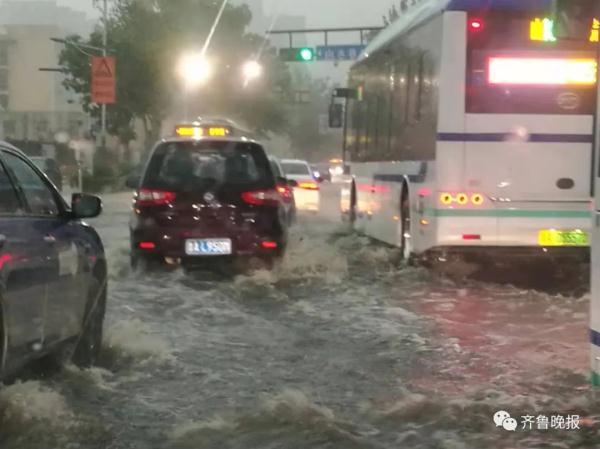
[349,182,357,225]
[400,188,413,263]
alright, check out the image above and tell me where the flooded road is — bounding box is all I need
[1,185,599,449]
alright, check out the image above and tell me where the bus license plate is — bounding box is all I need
[538,230,588,247]
[185,239,232,256]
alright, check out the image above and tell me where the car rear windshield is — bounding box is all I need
[281,162,311,176]
[143,140,273,191]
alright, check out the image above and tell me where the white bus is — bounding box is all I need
[337,0,597,267]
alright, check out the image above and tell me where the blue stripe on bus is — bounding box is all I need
[591,329,600,348]
[437,133,593,143]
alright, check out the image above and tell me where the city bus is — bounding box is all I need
[337,0,598,267]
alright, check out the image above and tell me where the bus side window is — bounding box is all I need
[415,54,425,122]
[386,63,396,159]
[392,56,407,159]
[404,56,413,126]
[407,54,423,125]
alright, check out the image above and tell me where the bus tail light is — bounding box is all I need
[440,193,453,205]
[471,194,484,205]
[456,193,469,205]
[439,192,485,206]
[469,18,484,32]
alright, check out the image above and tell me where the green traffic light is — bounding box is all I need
[298,48,314,61]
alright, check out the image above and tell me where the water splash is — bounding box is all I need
[103,319,174,365]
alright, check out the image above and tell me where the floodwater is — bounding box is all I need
[0,185,598,449]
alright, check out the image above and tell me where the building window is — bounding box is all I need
[0,94,8,110]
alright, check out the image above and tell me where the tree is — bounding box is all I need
[60,0,291,161]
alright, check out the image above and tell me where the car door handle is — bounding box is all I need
[44,235,56,244]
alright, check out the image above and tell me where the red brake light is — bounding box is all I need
[139,241,156,249]
[277,184,293,201]
[261,241,278,249]
[298,181,319,191]
[462,234,481,241]
[136,189,176,206]
[469,19,484,31]
[242,189,281,206]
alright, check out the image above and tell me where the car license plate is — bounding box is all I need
[185,239,232,256]
[538,229,589,247]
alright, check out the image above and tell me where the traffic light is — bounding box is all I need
[552,0,599,40]
[279,47,316,62]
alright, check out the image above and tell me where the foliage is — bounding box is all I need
[59,0,291,150]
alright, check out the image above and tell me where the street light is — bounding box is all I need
[178,53,213,87]
[242,60,263,82]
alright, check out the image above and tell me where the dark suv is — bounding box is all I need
[128,135,290,270]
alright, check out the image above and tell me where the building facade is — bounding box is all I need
[0,1,94,150]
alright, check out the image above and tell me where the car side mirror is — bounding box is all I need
[72,193,102,219]
[126,174,140,189]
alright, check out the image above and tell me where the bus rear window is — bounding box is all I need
[466,12,598,115]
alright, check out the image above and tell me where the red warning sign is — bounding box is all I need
[91,56,116,104]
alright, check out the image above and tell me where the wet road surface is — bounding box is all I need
[1,185,599,449]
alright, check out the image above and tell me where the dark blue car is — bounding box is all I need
[0,143,106,380]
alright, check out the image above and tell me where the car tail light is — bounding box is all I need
[277,184,293,200]
[261,241,278,249]
[298,181,320,191]
[136,189,176,206]
[462,234,481,240]
[139,241,156,249]
[242,189,281,206]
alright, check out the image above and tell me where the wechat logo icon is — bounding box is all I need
[493,410,517,431]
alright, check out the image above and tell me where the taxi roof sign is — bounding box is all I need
[174,124,231,139]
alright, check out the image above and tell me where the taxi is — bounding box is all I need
[127,121,292,270]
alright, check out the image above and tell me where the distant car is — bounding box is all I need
[0,142,106,381]
[280,159,321,212]
[128,123,291,271]
[269,156,297,226]
[30,157,63,191]
[312,163,331,183]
